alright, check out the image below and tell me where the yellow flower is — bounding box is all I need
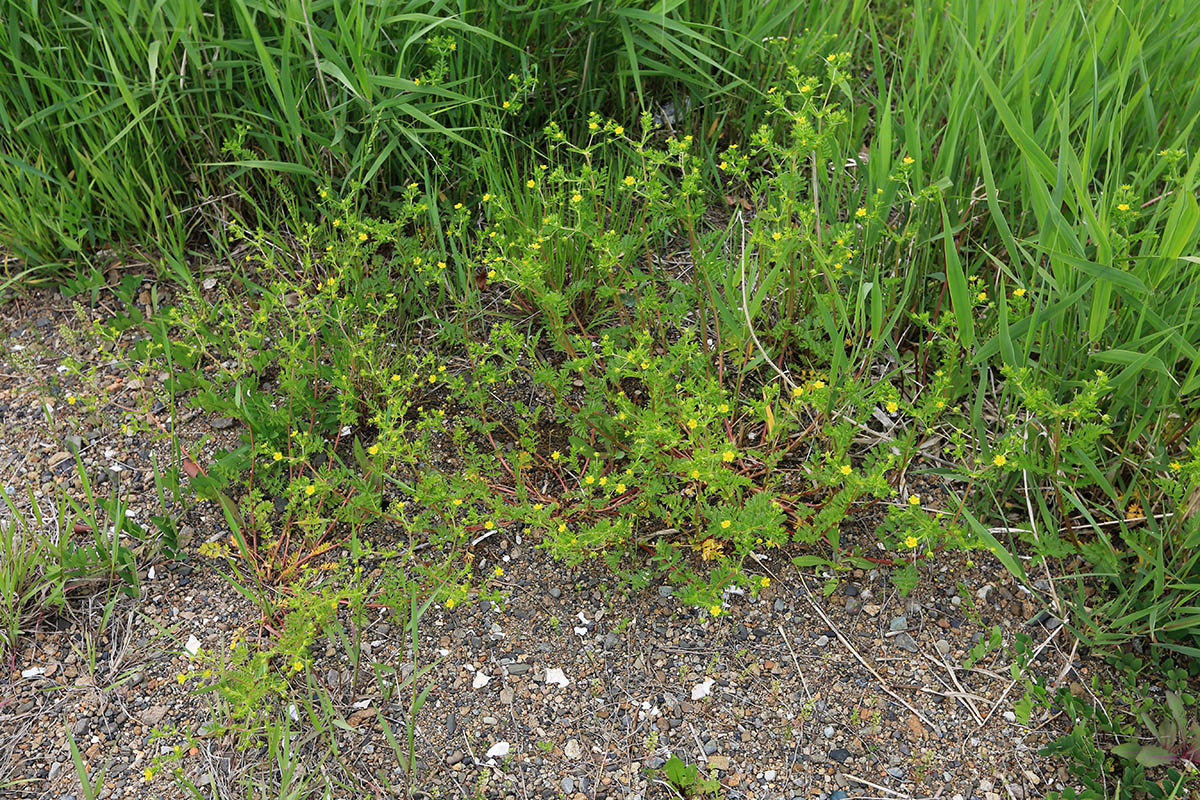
[718,403,729,413]
[886,400,899,414]
[855,207,867,218]
[526,179,536,188]
[977,291,987,301]
[484,520,496,530]
[690,469,700,479]
[494,566,504,577]
[368,444,379,455]
[839,464,852,475]
[532,503,544,510]
[176,672,187,684]
[273,451,283,461]
[723,450,735,463]
[760,577,770,587]
[571,193,582,203]
[332,218,341,227]
[438,261,447,270]
[904,536,919,549]
[143,769,154,782]
[623,176,635,186]
[1117,203,1130,211]
[584,475,595,485]
[812,380,825,389]
[557,523,567,532]
[589,121,599,130]
[66,395,77,405]
[720,519,731,529]
[908,495,920,507]
[993,454,1007,467]
[903,155,914,165]
[1013,287,1026,298]
[772,231,782,241]
[551,450,562,461]
[687,418,698,429]
[305,484,316,496]
[719,161,728,170]
[358,232,368,242]
[445,597,456,609]
[1170,461,1182,471]
[710,605,722,617]
[482,193,492,202]
[453,498,463,506]
[502,100,511,109]
[598,476,607,486]
[487,269,496,279]
[616,483,626,493]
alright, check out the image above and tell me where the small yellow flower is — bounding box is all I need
[502,100,511,109]
[589,121,599,130]
[532,503,544,510]
[903,155,914,165]
[584,475,595,485]
[977,290,988,301]
[551,450,562,461]
[720,519,731,529]
[332,218,341,227]
[358,232,368,242]
[886,400,899,414]
[482,193,492,202]
[760,577,770,587]
[571,193,582,203]
[438,261,447,270]
[616,483,626,493]
[718,403,729,413]
[305,484,316,496]
[1013,287,1027,298]
[840,464,852,475]
[445,597,456,609]
[908,495,920,506]
[487,269,496,279]
[993,454,1007,467]
[1117,203,1130,211]
[687,418,698,429]
[66,395,77,405]
[143,769,154,782]
[812,380,825,389]
[855,207,867,218]
[690,469,700,479]
[598,476,607,486]
[176,672,187,684]
[453,498,463,506]
[1170,461,1182,471]
[368,444,379,455]
[273,451,283,461]
[484,520,496,530]
[904,536,919,549]
[526,179,536,188]
[391,373,403,382]
[494,566,504,577]
[723,450,735,463]
[719,161,728,170]
[557,523,567,533]
[319,188,328,199]
[772,231,782,241]
[614,125,625,135]
[623,175,635,186]
[710,605,722,617]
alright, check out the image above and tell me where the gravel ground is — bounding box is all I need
[2,287,1094,799]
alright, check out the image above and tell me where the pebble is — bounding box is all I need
[504,662,531,675]
[445,751,463,766]
[815,635,829,647]
[894,633,919,653]
[889,616,908,632]
[549,587,562,598]
[829,748,849,763]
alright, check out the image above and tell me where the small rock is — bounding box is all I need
[829,748,850,763]
[212,417,236,430]
[707,755,730,771]
[815,635,829,647]
[504,662,531,675]
[561,778,574,793]
[894,633,919,653]
[549,587,562,598]
[889,616,908,632]
[445,750,463,766]
[565,739,583,760]
[935,639,951,657]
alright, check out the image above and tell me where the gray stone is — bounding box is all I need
[894,633,919,653]
[504,662,531,675]
[889,616,908,632]
[561,778,574,793]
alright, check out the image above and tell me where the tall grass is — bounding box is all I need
[0,0,816,271]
